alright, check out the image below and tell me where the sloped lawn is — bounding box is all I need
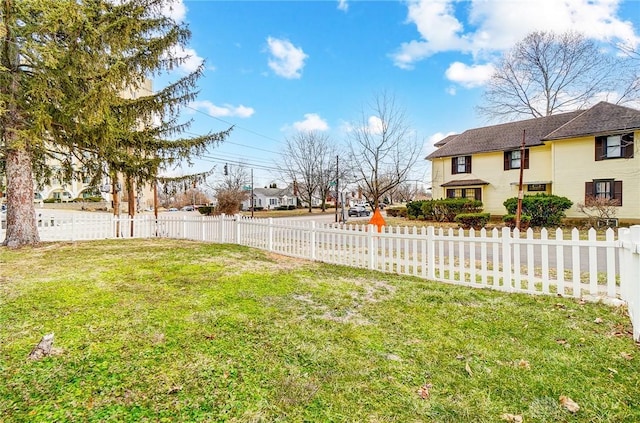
[1,239,638,422]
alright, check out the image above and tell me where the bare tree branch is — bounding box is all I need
[478,31,631,121]
[347,91,421,208]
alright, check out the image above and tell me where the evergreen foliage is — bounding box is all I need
[1,0,230,246]
[503,194,573,227]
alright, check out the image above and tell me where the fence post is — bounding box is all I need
[268,218,274,252]
[310,221,316,260]
[501,227,512,291]
[427,226,435,279]
[368,225,377,270]
[620,226,640,341]
[235,214,241,244]
[71,214,76,242]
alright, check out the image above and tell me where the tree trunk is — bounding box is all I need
[3,146,40,247]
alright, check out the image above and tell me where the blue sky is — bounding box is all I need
[156,0,640,188]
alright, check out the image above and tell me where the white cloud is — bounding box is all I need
[366,116,384,135]
[161,0,187,22]
[167,45,205,74]
[392,0,640,69]
[337,0,348,12]
[266,37,308,79]
[293,113,329,131]
[429,131,457,147]
[190,100,255,118]
[445,62,495,88]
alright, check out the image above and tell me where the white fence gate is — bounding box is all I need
[2,212,639,340]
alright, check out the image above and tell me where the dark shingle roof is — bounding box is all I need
[544,101,640,140]
[426,110,584,159]
[433,134,457,147]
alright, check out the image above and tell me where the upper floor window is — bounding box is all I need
[451,156,471,174]
[595,133,634,160]
[504,149,529,170]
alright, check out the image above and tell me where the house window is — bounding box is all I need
[527,184,546,192]
[504,149,529,170]
[446,188,482,201]
[269,198,278,206]
[595,133,634,160]
[452,156,471,174]
[585,179,622,206]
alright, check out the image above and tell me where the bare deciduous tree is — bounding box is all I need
[280,131,335,212]
[214,165,249,215]
[478,31,631,121]
[347,91,421,208]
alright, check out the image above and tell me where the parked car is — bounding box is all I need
[181,205,195,211]
[168,207,178,212]
[348,206,370,217]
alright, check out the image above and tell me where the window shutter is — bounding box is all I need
[585,181,594,203]
[623,134,634,159]
[474,188,481,201]
[466,156,472,173]
[451,157,457,175]
[524,149,530,169]
[614,180,623,206]
[504,152,510,170]
[595,137,604,161]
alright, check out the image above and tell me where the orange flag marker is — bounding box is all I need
[368,207,386,233]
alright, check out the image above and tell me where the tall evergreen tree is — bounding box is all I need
[0,0,230,247]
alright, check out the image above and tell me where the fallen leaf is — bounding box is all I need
[168,385,183,394]
[594,317,603,324]
[560,395,580,413]
[501,413,523,422]
[204,333,216,340]
[465,362,473,377]
[455,354,465,360]
[556,339,567,345]
[620,352,633,360]
[554,303,566,309]
[417,383,432,399]
[579,300,587,305]
[608,367,618,374]
[517,359,530,369]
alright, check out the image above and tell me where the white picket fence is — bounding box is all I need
[2,212,639,340]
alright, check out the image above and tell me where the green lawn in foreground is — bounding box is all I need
[1,239,638,422]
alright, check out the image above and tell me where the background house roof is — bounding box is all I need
[427,110,583,159]
[543,102,640,140]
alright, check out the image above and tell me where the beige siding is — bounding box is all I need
[552,132,640,220]
[431,144,554,216]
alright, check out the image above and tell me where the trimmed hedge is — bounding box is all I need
[503,194,572,227]
[433,199,483,222]
[502,214,532,229]
[455,213,490,229]
[386,207,407,218]
[198,206,213,215]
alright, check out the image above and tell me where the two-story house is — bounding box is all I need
[427,102,640,222]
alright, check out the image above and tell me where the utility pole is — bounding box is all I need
[251,168,254,218]
[515,130,526,230]
[335,155,339,223]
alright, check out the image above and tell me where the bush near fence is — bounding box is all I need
[504,194,572,227]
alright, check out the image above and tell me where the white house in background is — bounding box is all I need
[241,187,298,210]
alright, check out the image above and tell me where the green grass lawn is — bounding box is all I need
[1,239,638,422]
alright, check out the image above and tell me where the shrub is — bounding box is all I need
[433,198,483,222]
[503,194,572,227]
[406,200,428,219]
[288,205,296,210]
[420,200,435,220]
[455,213,490,229]
[386,207,407,218]
[198,206,213,215]
[502,214,532,229]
